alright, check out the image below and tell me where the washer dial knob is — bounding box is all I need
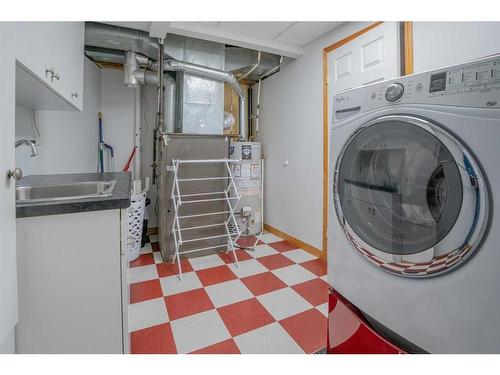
[385,83,404,102]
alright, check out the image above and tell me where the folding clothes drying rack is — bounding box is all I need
[170,158,242,280]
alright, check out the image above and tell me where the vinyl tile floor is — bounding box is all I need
[128,231,328,354]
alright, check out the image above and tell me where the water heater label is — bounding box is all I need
[241,164,251,178]
[242,145,252,160]
[250,164,261,179]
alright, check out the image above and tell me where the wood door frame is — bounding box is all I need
[321,21,414,261]
[403,21,414,75]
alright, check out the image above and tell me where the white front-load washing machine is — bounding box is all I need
[328,55,500,353]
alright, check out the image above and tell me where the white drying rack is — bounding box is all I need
[171,158,242,281]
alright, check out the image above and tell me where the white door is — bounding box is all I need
[0,25,18,353]
[327,22,400,117]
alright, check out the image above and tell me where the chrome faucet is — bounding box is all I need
[15,139,39,157]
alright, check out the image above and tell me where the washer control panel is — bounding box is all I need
[333,56,500,121]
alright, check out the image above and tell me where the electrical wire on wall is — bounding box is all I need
[140,88,150,137]
[31,109,41,145]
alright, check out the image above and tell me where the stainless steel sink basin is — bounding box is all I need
[16,180,117,203]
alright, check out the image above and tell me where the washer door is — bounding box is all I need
[334,115,489,277]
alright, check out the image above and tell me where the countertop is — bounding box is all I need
[16,172,131,218]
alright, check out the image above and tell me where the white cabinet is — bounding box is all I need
[16,209,129,353]
[14,22,84,111]
[0,24,18,354]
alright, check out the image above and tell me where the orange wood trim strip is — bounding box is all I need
[264,223,325,260]
[323,21,384,53]
[322,49,329,260]
[95,62,124,71]
[321,22,384,262]
[403,21,414,75]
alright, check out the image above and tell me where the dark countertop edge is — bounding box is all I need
[16,172,132,218]
[16,197,131,218]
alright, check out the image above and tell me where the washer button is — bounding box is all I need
[385,83,405,102]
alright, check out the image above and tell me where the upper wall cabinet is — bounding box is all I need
[14,22,84,111]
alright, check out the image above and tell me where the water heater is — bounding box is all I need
[229,141,263,236]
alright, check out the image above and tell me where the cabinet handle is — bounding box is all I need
[45,67,56,77]
[71,92,78,99]
[7,168,23,181]
[45,67,60,81]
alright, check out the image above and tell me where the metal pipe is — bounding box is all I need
[154,59,247,141]
[124,51,140,87]
[98,112,104,172]
[157,44,165,131]
[127,67,174,133]
[256,79,262,135]
[152,39,165,185]
[260,55,283,80]
[135,54,152,67]
[15,139,38,157]
[133,87,141,179]
[164,76,176,133]
[125,51,156,87]
[238,51,261,82]
[131,69,159,85]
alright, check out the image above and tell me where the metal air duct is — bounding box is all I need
[154,59,247,140]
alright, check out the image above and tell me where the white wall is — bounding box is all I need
[15,64,142,180]
[413,22,500,72]
[255,22,372,250]
[100,69,139,179]
[15,58,101,175]
[94,69,154,224]
[0,329,15,354]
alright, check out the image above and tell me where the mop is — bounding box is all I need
[98,112,116,172]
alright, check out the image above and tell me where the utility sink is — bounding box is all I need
[16,180,117,203]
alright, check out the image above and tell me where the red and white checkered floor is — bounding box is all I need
[128,231,328,354]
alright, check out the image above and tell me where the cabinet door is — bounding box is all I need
[16,210,124,353]
[49,22,84,111]
[14,22,84,111]
[0,24,18,354]
[14,22,55,88]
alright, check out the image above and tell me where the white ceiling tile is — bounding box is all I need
[217,21,295,39]
[276,22,344,46]
[198,21,221,27]
[102,21,151,33]
[100,21,340,58]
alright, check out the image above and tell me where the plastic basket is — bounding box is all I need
[127,192,146,262]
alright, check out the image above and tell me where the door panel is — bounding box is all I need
[0,25,18,353]
[327,22,400,116]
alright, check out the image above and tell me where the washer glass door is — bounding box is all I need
[334,115,488,277]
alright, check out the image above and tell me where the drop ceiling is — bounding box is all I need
[103,21,344,58]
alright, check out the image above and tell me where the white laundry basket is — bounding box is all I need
[127,192,146,262]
